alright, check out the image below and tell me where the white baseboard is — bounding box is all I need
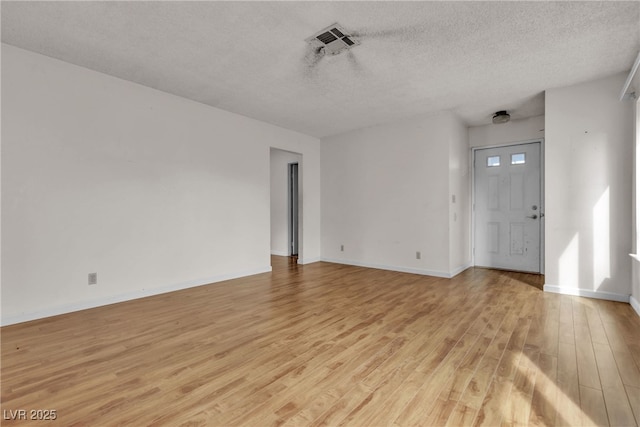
[320,257,453,278]
[450,262,473,278]
[270,253,320,265]
[298,257,321,265]
[270,250,289,257]
[543,284,630,303]
[1,265,273,326]
[631,295,640,317]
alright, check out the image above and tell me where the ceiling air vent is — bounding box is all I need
[305,23,359,56]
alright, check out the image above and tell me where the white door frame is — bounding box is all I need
[288,162,299,256]
[471,138,545,273]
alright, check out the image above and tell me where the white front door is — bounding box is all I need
[474,142,542,273]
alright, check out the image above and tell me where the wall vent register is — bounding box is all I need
[305,23,360,56]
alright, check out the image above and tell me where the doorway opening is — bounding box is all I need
[269,148,303,265]
[472,140,544,273]
[288,162,299,257]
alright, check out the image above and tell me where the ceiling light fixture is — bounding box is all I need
[492,110,511,124]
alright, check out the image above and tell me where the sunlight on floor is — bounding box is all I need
[506,352,594,426]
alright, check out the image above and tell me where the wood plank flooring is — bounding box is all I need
[2,256,639,426]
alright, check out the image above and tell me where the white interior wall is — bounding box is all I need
[632,95,640,315]
[448,115,471,274]
[1,45,321,325]
[5,43,638,325]
[545,73,633,302]
[0,43,3,318]
[469,115,545,148]
[321,112,467,277]
[270,149,302,256]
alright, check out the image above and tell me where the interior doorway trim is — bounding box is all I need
[471,138,545,274]
[269,147,304,263]
[288,162,299,257]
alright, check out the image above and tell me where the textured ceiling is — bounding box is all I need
[2,1,639,138]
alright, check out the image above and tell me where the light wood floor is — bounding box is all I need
[2,257,640,426]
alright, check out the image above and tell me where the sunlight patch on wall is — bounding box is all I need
[559,233,579,289]
[593,187,610,289]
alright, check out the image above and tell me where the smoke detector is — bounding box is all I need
[305,23,359,56]
[492,110,511,124]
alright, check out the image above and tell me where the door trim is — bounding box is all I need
[288,162,299,256]
[471,138,545,274]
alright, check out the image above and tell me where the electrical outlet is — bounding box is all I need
[340,244,344,252]
[416,251,421,260]
[88,273,97,285]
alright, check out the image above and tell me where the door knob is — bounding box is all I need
[526,214,538,219]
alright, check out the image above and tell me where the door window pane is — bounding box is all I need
[487,155,501,167]
[511,153,526,165]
